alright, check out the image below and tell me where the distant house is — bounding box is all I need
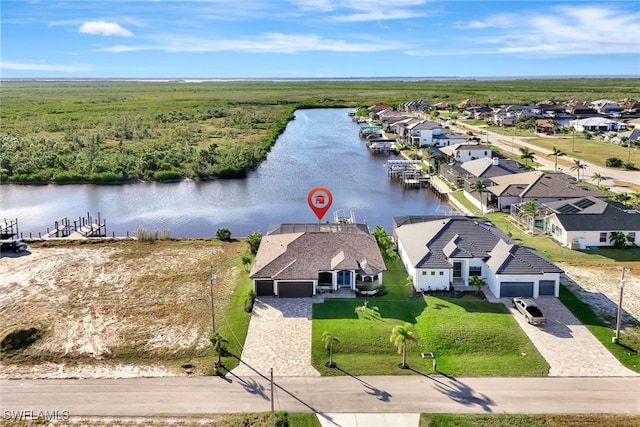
[487,171,607,211]
[590,100,623,115]
[432,102,452,111]
[250,223,385,297]
[400,100,429,112]
[406,120,466,147]
[565,103,597,116]
[535,119,555,134]
[569,117,627,133]
[439,143,494,163]
[457,98,477,109]
[542,197,640,249]
[440,157,524,196]
[393,216,563,298]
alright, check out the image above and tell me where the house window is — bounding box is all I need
[439,271,444,276]
[431,271,436,276]
[599,232,607,243]
[422,271,427,276]
[469,266,482,277]
[484,151,488,155]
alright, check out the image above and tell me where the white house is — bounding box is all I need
[393,216,563,298]
[405,120,467,147]
[542,197,640,249]
[569,117,627,132]
[439,143,493,163]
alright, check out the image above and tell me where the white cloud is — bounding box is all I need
[100,33,408,54]
[1,61,91,73]
[79,21,133,37]
[453,5,640,56]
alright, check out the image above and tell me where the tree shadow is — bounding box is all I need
[336,366,392,402]
[408,367,495,412]
[226,369,268,400]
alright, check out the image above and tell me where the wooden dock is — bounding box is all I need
[385,160,431,188]
[43,212,107,239]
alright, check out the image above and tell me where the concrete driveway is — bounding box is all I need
[504,297,638,377]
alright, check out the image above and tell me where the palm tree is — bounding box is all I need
[518,199,539,232]
[210,332,228,373]
[390,323,417,369]
[468,275,486,296]
[546,146,566,173]
[470,180,488,214]
[519,146,536,169]
[321,331,339,368]
[591,172,603,187]
[570,159,587,182]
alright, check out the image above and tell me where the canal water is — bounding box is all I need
[0,108,448,238]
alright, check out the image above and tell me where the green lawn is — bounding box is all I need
[419,414,640,427]
[311,261,548,376]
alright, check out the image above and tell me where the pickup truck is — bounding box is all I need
[512,297,546,325]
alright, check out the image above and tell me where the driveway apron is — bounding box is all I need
[501,297,638,377]
[231,296,321,377]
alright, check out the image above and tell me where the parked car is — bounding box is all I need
[0,239,28,253]
[469,136,481,141]
[512,297,546,325]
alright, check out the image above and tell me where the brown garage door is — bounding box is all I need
[256,280,274,296]
[278,281,313,298]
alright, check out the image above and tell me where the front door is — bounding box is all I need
[453,262,462,279]
[337,270,352,288]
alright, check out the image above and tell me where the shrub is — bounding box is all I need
[89,171,124,184]
[153,170,182,181]
[52,171,85,183]
[246,231,262,255]
[623,162,638,171]
[606,157,623,167]
[244,290,257,313]
[216,228,232,242]
[136,227,170,242]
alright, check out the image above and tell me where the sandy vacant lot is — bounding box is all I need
[0,241,245,379]
[1,242,638,379]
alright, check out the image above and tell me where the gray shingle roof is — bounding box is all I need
[489,172,607,199]
[250,225,385,280]
[545,198,640,231]
[395,217,562,275]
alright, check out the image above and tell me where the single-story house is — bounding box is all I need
[250,223,385,297]
[487,171,607,211]
[542,197,640,249]
[569,117,627,133]
[393,216,563,298]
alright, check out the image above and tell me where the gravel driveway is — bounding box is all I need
[505,297,638,377]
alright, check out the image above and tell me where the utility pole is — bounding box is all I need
[210,265,217,334]
[613,267,630,343]
[270,368,275,427]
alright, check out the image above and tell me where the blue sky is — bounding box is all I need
[2,0,639,78]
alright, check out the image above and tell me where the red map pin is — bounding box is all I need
[307,186,333,221]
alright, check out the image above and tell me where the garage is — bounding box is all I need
[539,280,556,296]
[500,281,534,298]
[255,280,274,296]
[277,281,314,298]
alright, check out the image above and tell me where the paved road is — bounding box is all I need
[457,124,639,194]
[3,376,640,416]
